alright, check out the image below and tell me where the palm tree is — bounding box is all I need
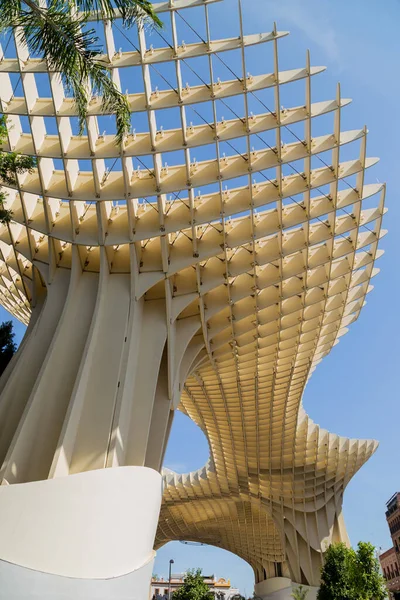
[291,585,309,600]
[0,0,162,144]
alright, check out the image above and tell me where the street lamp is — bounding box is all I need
[168,559,174,600]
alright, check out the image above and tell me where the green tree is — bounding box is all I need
[0,115,36,224]
[0,0,161,144]
[292,586,309,600]
[0,321,16,376]
[318,542,387,600]
[352,542,387,600]
[172,569,214,600]
[318,543,355,600]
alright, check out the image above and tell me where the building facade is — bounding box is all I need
[380,493,400,599]
[151,574,239,599]
[0,0,385,599]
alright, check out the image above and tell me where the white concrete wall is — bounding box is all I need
[0,466,162,579]
[0,556,155,600]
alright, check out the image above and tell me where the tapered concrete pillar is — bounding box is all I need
[0,248,178,485]
[0,252,184,598]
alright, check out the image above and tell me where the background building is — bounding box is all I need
[150,573,239,599]
[380,493,400,599]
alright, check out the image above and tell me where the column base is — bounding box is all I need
[255,578,318,600]
[0,555,155,600]
[0,467,162,599]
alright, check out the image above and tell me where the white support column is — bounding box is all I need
[0,256,178,598]
[0,249,177,484]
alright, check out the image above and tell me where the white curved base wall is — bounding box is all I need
[255,578,318,600]
[0,467,162,599]
[0,556,155,600]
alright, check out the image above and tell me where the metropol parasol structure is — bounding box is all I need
[0,0,386,598]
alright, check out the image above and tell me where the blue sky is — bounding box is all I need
[1,0,399,595]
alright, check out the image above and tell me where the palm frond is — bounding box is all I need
[13,0,132,143]
[113,0,162,28]
[0,0,22,30]
[75,0,163,28]
[1,0,161,143]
